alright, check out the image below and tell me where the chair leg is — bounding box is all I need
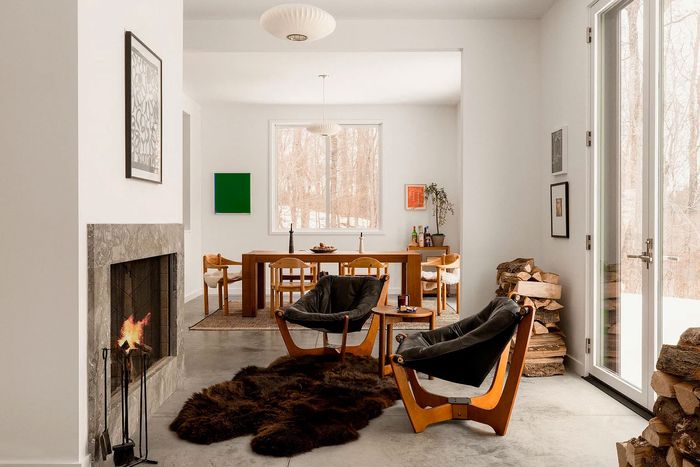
[456,283,461,314]
[274,311,339,357]
[203,283,209,316]
[223,283,230,316]
[339,315,349,363]
[269,287,275,316]
[436,283,442,316]
[390,360,453,433]
[217,284,223,310]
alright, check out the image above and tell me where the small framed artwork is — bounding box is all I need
[214,173,251,213]
[125,31,163,183]
[551,125,568,176]
[550,182,569,238]
[405,184,426,210]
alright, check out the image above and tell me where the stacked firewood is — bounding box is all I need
[617,328,700,467]
[496,258,566,377]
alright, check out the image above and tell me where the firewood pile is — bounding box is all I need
[496,258,566,377]
[616,327,700,467]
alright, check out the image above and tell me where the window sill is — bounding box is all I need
[269,230,385,236]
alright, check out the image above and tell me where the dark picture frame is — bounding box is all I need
[550,182,569,238]
[125,31,163,183]
[551,125,568,176]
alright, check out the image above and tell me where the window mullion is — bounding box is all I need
[325,135,332,230]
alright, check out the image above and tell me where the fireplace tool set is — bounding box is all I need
[97,344,157,466]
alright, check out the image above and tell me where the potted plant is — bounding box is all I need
[424,183,454,247]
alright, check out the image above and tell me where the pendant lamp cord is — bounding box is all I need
[320,74,327,123]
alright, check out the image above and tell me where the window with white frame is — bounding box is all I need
[271,123,381,232]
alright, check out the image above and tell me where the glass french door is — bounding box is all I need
[590,0,700,408]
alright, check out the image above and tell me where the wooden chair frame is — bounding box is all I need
[203,254,242,316]
[421,253,461,316]
[269,258,318,316]
[390,298,534,436]
[275,275,390,360]
[341,257,389,279]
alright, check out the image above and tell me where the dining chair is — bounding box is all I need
[269,258,318,315]
[202,254,242,316]
[420,253,461,315]
[342,257,389,278]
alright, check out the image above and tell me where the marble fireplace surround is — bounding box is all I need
[87,224,184,460]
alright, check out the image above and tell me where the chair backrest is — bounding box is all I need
[442,253,460,270]
[346,257,388,278]
[270,258,315,288]
[203,253,222,272]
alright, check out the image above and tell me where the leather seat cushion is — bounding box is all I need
[282,275,385,333]
[396,296,521,386]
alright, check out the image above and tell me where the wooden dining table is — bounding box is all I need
[241,250,423,317]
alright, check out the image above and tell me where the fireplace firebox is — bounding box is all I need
[110,254,175,393]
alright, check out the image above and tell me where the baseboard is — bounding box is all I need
[0,458,89,467]
[185,288,202,303]
[565,353,585,376]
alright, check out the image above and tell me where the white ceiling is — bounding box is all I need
[184,0,556,21]
[184,51,462,105]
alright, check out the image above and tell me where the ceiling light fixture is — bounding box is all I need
[307,74,341,137]
[260,4,336,42]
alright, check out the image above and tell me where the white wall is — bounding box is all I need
[0,1,80,464]
[539,0,590,375]
[184,94,203,300]
[77,0,184,464]
[186,18,543,311]
[200,103,460,291]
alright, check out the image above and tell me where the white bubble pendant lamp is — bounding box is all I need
[260,4,336,42]
[307,74,341,137]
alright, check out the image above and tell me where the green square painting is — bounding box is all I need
[214,173,251,213]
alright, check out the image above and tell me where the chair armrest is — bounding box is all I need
[220,258,242,266]
[435,261,460,270]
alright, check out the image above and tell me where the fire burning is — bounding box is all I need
[116,313,151,352]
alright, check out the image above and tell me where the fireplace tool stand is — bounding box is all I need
[113,346,157,466]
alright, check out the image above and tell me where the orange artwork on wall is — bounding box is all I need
[405,184,426,210]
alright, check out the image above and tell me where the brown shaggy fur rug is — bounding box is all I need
[169,354,399,456]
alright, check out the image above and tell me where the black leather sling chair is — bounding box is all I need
[275,275,390,360]
[390,295,534,436]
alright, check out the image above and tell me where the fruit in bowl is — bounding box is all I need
[310,243,337,253]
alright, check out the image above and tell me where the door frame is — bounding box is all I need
[586,0,661,409]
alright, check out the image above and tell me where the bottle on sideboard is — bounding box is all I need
[417,225,424,247]
[411,226,418,246]
[425,226,433,247]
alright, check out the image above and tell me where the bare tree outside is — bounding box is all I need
[275,125,380,231]
[661,0,700,342]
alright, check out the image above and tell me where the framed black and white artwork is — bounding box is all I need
[550,182,569,238]
[551,125,568,176]
[125,31,162,183]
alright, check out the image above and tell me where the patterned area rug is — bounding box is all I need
[189,297,459,331]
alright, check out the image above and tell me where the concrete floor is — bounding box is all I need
[145,296,647,466]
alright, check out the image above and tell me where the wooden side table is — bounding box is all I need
[371,305,436,377]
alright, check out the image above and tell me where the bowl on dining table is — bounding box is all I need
[310,244,336,253]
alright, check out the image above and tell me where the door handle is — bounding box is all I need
[627,254,652,262]
[627,238,654,269]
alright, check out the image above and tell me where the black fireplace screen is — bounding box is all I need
[110,254,173,393]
